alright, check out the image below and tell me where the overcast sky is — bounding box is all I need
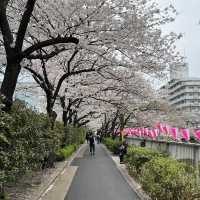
[157,0,200,78]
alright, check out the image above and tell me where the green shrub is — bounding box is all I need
[0,191,9,200]
[62,125,86,147]
[0,99,86,191]
[55,144,77,161]
[125,146,165,175]
[140,157,197,200]
[103,138,122,154]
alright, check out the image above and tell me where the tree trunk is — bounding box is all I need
[119,113,124,142]
[46,98,57,129]
[110,111,119,135]
[62,110,68,126]
[68,109,73,124]
[1,61,21,110]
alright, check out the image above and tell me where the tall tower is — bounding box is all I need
[170,63,189,80]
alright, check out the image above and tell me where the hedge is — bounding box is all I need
[103,137,200,200]
[0,100,86,199]
[103,138,122,154]
[125,146,167,176]
[55,144,78,161]
[140,157,198,200]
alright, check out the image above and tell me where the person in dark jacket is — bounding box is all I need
[119,141,128,163]
[86,132,90,143]
[119,144,126,163]
[89,134,95,155]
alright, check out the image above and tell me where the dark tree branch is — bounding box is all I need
[76,111,96,123]
[41,58,53,91]
[22,36,79,58]
[124,113,132,126]
[24,66,44,83]
[52,68,95,104]
[78,120,90,127]
[0,0,13,54]
[67,49,78,73]
[24,66,49,93]
[15,0,37,51]
[26,47,66,59]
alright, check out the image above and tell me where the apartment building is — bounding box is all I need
[168,78,200,112]
[160,63,200,113]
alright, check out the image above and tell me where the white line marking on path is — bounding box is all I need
[61,169,66,175]
[41,184,54,197]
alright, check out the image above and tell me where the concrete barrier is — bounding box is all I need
[125,137,200,166]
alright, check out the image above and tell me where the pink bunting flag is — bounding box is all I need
[195,130,200,140]
[141,128,145,136]
[131,128,135,136]
[139,128,143,137]
[148,130,154,139]
[125,128,131,136]
[144,128,149,136]
[170,127,178,140]
[157,123,165,133]
[181,129,190,141]
[163,125,170,135]
[135,128,140,137]
[153,129,159,138]
[132,128,136,136]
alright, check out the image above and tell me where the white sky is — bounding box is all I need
[157,0,200,78]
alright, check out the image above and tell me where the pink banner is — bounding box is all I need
[148,130,155,139]
[181,129,190,141]
[170,127,178,140]
[143,128,148,136]
[159,123,165,133]
[123,124,193,143]
[163,125,170,135]
[153,129,159,138]
[195,130,200,140]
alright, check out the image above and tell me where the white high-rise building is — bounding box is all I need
[168,78,200,112]
[170,63,189,80]
[160,64,200,113]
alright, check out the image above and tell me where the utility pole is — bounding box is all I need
[119,112,124,142]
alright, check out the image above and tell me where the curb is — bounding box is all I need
[102,145,151,200]
[36,143,87,200]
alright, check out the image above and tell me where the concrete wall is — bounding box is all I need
[125,137,200,165]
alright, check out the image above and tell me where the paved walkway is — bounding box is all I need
[65,144,140,200]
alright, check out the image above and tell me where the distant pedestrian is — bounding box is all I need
[97,134,100,144]
[99,134,103,143]
[89,134,95,155]
[86,132,90,143]
[140,139,146,147]
[119,142,128,163]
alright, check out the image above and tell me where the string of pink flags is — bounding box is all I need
[115,123,200,142]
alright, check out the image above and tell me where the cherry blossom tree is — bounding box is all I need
[0,0,78,110]
[59,66,156,133]
[0,0,182,112]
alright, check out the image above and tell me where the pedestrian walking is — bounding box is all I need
[89,134,95,155]
[86,132,90,143]
[97,134,100,144]
[100,134,103,143]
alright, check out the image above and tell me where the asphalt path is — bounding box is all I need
[65,144,140,200]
